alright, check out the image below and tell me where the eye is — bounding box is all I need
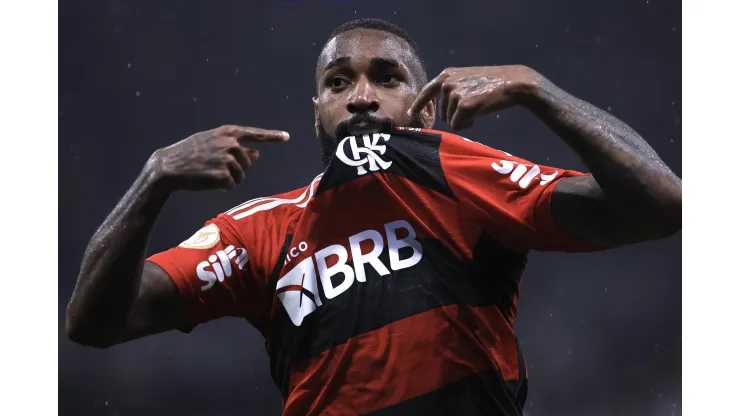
[329,77,349,90]
[379,73,401,85]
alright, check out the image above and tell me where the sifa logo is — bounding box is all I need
[196,245,249,291]
[491,159,559,189]
[276,220,423,326]
[336,133,393,175]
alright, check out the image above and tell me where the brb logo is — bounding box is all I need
[196,245,249,292]
[336,133,393,175]
[276,220,423,326]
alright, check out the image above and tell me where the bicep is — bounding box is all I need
[119,261,190,343]
[551,176,656,248]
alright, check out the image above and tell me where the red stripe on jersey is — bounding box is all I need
[282,304,521,415]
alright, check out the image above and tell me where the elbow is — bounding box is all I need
[65,308,116,349]
[665,192,682,234]
[655,193,682,238]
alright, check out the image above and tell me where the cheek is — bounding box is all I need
[380,90,415,118]
[318,99,346,130]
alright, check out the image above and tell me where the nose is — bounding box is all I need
[346,76,380,115]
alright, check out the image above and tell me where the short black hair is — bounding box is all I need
[317,18,428,88]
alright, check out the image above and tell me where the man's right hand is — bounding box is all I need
[149,125,290,191]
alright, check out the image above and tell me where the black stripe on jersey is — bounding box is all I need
[470,232,528,324]
[267,232,528,397]
[511,340,529,411]
[315,130,457,200]
[266,233,296,396]
[278,232,526,362]
[362,369,525,416]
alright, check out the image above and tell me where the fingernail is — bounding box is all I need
[406,109,412,116]
[282,132,290,140]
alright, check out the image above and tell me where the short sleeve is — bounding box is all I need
[439,132,602,253]
[147,213,271,333]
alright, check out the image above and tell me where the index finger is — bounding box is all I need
[235,126,290,143]
[407,76,443,117]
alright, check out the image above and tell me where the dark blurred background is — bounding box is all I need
[58,0,681,415]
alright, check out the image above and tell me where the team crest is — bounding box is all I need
[179,224,221,249]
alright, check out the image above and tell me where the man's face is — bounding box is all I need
[314,28,435,166]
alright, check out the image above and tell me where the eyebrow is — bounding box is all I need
[324,57,351,72]
[323,57,402,73]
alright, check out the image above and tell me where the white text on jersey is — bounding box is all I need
[491,159,559,188]
[275,220,423,326]
[197,245,249,291]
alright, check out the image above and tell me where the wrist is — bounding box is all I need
[514,69,559,113]
[510,67,547,104]
[142,150,175,198]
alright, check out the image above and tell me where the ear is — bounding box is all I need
[312,96,320,137]
[421,97,436,129]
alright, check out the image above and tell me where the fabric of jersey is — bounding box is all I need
[147,128,601,415]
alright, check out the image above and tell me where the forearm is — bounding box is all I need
[522,77,681,227]
[66,158,170,342]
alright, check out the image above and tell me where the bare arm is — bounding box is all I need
[65,161,187,348]
[522,78,682,248]
[66,125,288,348]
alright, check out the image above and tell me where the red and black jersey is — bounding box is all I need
[148,128,602,415]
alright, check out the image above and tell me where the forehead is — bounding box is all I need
[318,28,412,72]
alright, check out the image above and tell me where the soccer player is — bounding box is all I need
[66,18,681,415]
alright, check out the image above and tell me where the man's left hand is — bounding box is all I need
[407,65,541,130]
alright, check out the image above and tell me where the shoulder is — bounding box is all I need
[394,127,511,157]
[218,173,324,226]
